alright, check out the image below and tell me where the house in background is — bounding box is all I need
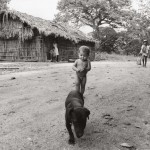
[0,10,95,62]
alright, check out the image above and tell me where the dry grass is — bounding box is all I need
[94,52,137,62]
[0,10,94,43]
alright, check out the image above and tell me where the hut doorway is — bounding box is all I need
[43,36,54,61]
[47,52,53,61]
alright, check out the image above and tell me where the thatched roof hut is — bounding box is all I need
[0,10,94,42]
[0,10,95,61]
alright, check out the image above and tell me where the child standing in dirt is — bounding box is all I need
[139,39,149,67]
[72,46,91,96]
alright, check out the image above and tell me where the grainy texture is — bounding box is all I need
[0,61,150,150]
[0,10,95,62]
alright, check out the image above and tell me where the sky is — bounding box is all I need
[9,0,59,20]
[132,0,139,10]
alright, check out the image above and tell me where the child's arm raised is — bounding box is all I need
[72,60,79,72]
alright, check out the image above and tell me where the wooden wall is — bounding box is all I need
[0,36,95,62]
[21,36,42,61]
[43,36,78,61]
[0,14,95,62]
[43,36,95,61]
[57,38,77,61]
[0,36,43,61]
[0,39,19,61]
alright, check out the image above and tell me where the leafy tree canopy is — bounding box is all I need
[125,0,150,41]
[54,0,150,54]
[0,0,10,11]
[55,0,133,35]
[94,26,117,53]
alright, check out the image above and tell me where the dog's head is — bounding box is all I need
[69,107,90,138]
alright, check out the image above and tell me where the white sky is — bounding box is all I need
[131,0,139,10]
[9,0,59,20]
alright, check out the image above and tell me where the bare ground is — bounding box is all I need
[0,61,150,150]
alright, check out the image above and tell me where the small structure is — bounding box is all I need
[0,10,95,62]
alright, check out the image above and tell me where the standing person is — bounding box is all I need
[139,39,149,67]
[53,42,59,62]
[50,48,55,62]
[72,46,91,96]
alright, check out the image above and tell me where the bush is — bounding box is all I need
[114,31,142,55]
[94,52,137,61]
[124,39,141,56]
[92,27,118,53]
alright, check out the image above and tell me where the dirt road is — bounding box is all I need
[0,61,150,150]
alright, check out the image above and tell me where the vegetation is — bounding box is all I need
[0,0,10,11]
[94,52,137,61]
[91,27,118,53]
[55,0,150,55]
[55,0,131,38]
[1,0,150,56]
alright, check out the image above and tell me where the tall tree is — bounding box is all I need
[0,0,10,11]
[54,0,132,40]
[126,0,150,41]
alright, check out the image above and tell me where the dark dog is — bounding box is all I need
[65,90,90,144]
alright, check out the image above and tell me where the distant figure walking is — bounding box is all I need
[139,40,149,67]
[53,42,59,62]
[72,46,91,96]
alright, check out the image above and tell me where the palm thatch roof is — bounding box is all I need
[0,10,95,43]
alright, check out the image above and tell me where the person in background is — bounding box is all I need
[50,48,55,62]
[53,42,59,62]
[139,39,149,67]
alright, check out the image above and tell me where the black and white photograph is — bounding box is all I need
[0,0,150,149]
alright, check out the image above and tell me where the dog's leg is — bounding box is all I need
[66,122,75,144]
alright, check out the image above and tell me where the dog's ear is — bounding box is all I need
[84,108,90,120]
